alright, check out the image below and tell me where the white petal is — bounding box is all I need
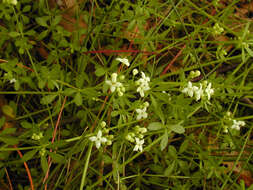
[97,130,102,138]
[110,86,116,92]
[101,137,107,143]
[89,136,97,142]
[133,145,139,151]
[111,73,118,83]
[140,91,144,97]
[95,141,101,149]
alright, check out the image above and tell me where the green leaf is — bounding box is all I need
[9,32,20,38]
[40,94,57,105]
[35,17,48,27]
[168,123,185,134]
[37,30,49,41]
[150,95,164,123]
[95,67,106,77]
[21,149,37,162]
[41,155,48,174]
[164,160,175,176]
[22,5,31,12]
[179,139,189,153]
[148,122,164,131]
[0,128,16,135]
[0,117,5,128]
[168,145,177,159]
[103,154,113,164]
[2,105,15,118]
[52,15,62,26]
[245,46,253,57]
[0,136,19,145]
[74,92,82,106]
[64,88,76,96]
[48,152,64,163]
[160,131,168,151]
[21,121,33,129]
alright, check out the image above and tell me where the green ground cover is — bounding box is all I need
[0,0,253,189]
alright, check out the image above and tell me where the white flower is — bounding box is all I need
[194,84,203,101]
[105,73,124,95]
[136,72,150,97]
[116,58,130,67]
[182,82,196,98]
[133,138,144,152]
[182,81,214,101]
[132,69,139,76]
[10,78,17,83]
[231,120,245,131]
[205,83,214,100]
[136,102,149,120]
[136,107,148,120]
[89,130,107,149]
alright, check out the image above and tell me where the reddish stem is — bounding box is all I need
[161,44,186,75]
[43,96,67,188]
[83,49,156,55]
[4,167,13,190]
[17,63,34,72]
[14,145,34,190]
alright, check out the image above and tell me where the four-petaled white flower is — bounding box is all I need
[182,81,197,98]
[89,130,107,149]
[136,107,148,120]
[133,138,144,152]
[105,73,124,95]
[136,72,150,97]
[116,58,130,67]
[231,120,245,131]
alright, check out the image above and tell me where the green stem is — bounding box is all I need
[80,143,92,190]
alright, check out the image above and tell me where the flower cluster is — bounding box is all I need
[182,81,214,101]
[136,102,149,120]
[32,132,43,140]
[231,120,245,131]
[213,23,224,35]
[39,148,46,156]
[105,73,125,96]
[223,112,246,133]
[89,121,113,149]
[126,125,147,152]
[136,72,150,97]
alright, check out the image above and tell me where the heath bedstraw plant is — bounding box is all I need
[0,1,252,189]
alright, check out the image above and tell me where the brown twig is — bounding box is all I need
[4,167,13,190]
[43,96,67,189]
[161,44,187,75]
[14,145,34,190]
